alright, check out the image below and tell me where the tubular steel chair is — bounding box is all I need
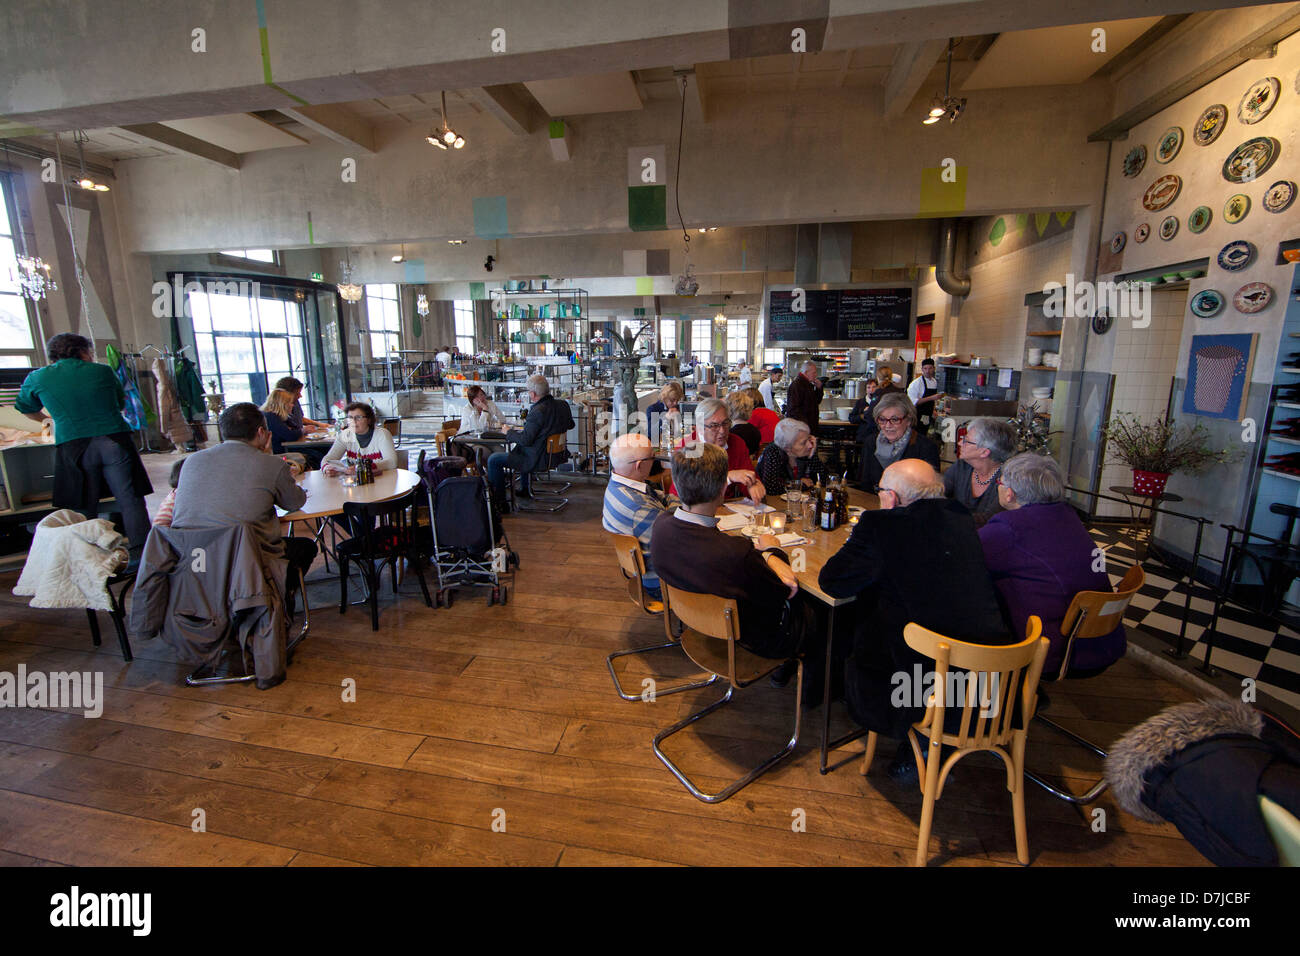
[1025,564,1145,805]
[861,618,1050,866]
[605,534,718,701]
[653,584,803,803]
[514,432,569,513]
[187,566,311,687]
[530,432,572,494]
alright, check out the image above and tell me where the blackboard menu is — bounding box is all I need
[765,286,913,345]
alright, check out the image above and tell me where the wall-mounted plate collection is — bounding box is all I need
[1237,76,1280,125]
[1155,126,1183,164]
[1190,289,1225,318]
[1263,180,1296,214]
[1143,174,1182,210]
[1133,222,1150,243]
[1123,145,1147,178]
[1193,104,1228,146]
[1109,231,1127,254]
[1233,282,1273,314]
[1222,136,1281,183]
[1188,205,1212,233]
[1223,193,1251,224]
[1159,215,1179,240]
[1217,240,1255,272]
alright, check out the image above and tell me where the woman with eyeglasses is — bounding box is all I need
[668,397,765,503]
[942,417,1017,527]
[321,401,397,475]
[756,417,828,496]
[857,392,939,491]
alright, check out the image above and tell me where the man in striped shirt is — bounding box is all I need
[603,433,677,597]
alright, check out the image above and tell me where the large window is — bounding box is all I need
[690,320,712,360]
[364,283,401,358]
[454,300,475,353]
[0,173,38,368]
[658,318,678,355]
[220,248,276,263]
[188,284,311,408]
[763,348,785,368]
[726,319,749,366]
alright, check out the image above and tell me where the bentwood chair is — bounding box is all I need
[1024,564,1145,805]
[336,489,433,630]
[861,618,1049,866]
[605,535,718,701]
[87,567,137,661]
[653,584,803,803]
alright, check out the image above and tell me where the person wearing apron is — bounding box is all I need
[906,358,943,433]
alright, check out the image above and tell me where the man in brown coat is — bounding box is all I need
[785,360,824,435]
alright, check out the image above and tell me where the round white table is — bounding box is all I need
[278,467,422,521]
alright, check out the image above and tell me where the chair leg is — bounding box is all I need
[605,643,719,701]
[410,549,433,607]
[860,731,878,776]
[87,609,102,647]
[338,554,349,613]
[1024,713,1111,805]
[109,606,133,662]
[369,562,380,631]
[1011,731,1030,865]
[914,731,944,867]
[652,661,803,804]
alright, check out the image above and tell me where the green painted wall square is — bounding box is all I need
[469,282,486,300]
[628,185,667,231]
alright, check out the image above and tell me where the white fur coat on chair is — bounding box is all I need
[13,509,128,611]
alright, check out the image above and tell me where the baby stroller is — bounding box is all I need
[424,473,519,607]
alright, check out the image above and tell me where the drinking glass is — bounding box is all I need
[801,498,817,533]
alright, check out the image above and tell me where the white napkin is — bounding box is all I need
[716,513,750,531]
[725,501,775,515]
[775,533,808,548]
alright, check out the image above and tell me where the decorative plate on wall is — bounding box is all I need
[1263,180,1297,214]
[1188,205,1212,233]
[1092,311,1113,335]
[1134,222,1151,243]
[1109,231,1127,254]
[1142,174,1182,211]
[1190,290,1225,318]
[1123,145,1147,178]
[1237,77,1280,124]
[1218,240,1255,272]
[1233,282,1273,314]
[1159,215,1179,240]
[1193,104,1228,146]
[1222,137,1281,183]
[1155,126,1184,164]
[1223,193,1250,224]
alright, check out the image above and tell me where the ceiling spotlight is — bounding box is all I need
[921,39,967,126]
[447,239,466,245]
[696,226,718,233]
[71,131,110,192]
[428,91,465,152]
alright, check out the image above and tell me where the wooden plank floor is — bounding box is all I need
[0,484,1210,866]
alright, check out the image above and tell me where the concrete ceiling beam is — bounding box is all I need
[464,85,546,136]
[882,39,949,120]
[277,103,376,153]
[118,123,241,169]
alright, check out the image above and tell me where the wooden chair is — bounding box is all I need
[434,426,457,457]
[653,584,803,803]
[1260,795,1300,866]
[861,618,1049,866]
[605,534,718,701]
[381,417,401,445]
[1025,564,1145,805]
[515,432,569,513]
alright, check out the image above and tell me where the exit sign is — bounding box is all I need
[310,272,324,282]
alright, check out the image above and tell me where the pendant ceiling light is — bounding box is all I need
[392,243,405,263]
[72,130,110,190]
[922,39,966,125]
[337,256,363,302]
[427,92,466,150]
[2,139,57,302]
[671,72,699,297]
[416,292,430,316]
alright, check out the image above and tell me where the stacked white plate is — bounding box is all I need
[1031,387,1053,400]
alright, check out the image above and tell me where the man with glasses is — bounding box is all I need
[670,397,765,504]
[486,374,574,512]
[603,433,676,598]
[857,392,940,491]
[820,457,1011,781]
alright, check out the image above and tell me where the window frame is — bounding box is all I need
[0,170,40,368]
[453,299,475,354]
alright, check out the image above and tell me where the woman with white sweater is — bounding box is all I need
[321,402,397,474]
[459,385,505,434]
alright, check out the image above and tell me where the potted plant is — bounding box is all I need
[599,323,652,427]
[1101,413,1238,497]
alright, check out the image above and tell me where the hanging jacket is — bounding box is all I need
[174,356,208,421]
[13,509,128,610]
[104,343,149,432]
[129,523,290,689]
[152,358,192,449]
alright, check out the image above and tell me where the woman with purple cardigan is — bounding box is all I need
[977,453,1126,679]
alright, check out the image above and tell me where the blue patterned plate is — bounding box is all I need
[1190,289,1224,318]
[1218,240,1254,271]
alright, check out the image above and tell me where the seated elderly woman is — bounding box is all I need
[644,380,685,445]
[978,453,1126,679]
[725,389,761,457]
[857,392,940,491]
[943,417,1017,527]
[756,417,829,496]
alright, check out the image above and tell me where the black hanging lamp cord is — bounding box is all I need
[674,74,690,254]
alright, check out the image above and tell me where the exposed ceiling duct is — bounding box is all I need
[935,218,970,298]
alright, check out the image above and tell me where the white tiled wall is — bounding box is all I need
[1097,287,1188,516]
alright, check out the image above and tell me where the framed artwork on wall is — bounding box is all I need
[1181,333,1257,421]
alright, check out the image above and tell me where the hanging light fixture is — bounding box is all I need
[922,39,966,125]
[713,310,727,328]
[392,243,405,263]
[2,139,57,302]
[71,130,110,191]
[427,92,466,150]
[416,292,430,316]
[337,256,363,302]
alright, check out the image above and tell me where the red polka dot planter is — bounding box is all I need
[1132,469,1171,498]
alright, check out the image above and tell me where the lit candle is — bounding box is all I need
[769,512,787,534]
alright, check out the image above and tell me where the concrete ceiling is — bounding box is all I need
[159,113,308,151]
[524,72,644,115]
[962,17,1164,90]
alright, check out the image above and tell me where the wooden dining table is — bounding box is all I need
[719,485,879,772]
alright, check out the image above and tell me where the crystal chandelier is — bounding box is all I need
[337,259,363,303]
[416,292,430,316]
[16,255,56,301]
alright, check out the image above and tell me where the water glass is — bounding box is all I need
[801,498,817,533]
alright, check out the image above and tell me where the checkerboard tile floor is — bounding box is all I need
[1089,524,1300,712]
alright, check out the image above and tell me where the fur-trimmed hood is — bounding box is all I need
[1104,698,1263,823]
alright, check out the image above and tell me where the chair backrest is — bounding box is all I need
[443,418,461,432]
[382,418,401,439]
[1056,564,1144,678]
[340,488,419,556]
[662,584,739,644]
[546,432,566,454]
[610,533,655,611]
[903,617,1050,751]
